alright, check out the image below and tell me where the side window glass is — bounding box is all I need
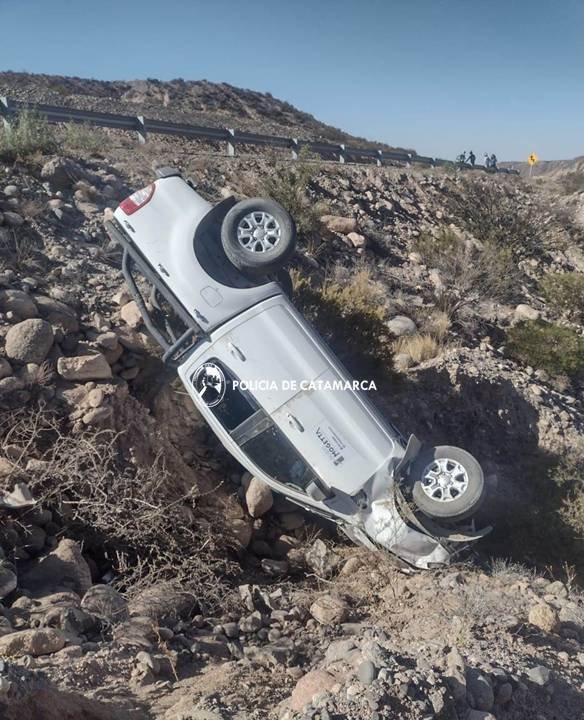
[190,358,256,431]
[241,425,314,493]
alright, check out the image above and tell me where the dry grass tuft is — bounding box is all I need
[395,333,440,364]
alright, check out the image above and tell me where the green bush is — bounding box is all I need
[413,228,517,316]
[506,320,584,378]
[61,122,111,155]
[0,110,56,160]
[261,147,328,239]
[541,272,584,322]
[448,176,549,258]
[292,266,393,381]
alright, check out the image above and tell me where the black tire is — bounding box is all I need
[409,445,485,521]
[221,198,296,277]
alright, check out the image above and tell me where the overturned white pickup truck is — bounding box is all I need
[105,167,489,569]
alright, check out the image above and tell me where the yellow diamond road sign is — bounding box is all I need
[528,153,538,166]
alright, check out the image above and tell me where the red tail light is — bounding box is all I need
[119,183,155,215]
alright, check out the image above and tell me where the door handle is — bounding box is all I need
[287,413,304,432]
[227,342,246,361]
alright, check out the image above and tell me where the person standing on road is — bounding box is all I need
[468,150,476,166]
[484,153,491,168]
[490,153,498,170]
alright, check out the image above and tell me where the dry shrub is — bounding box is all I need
[395,333,440,364]
[422,309,451,341]
[293,264,393,380]
[505,320,584,379]
[0,110,56,161]
[0,226,44,271]
[541,272,584,323]
[61,122,111,156]
[0,406,233,610]
[19,197,46,220]
[413,228,517,316]
[241,146,328,241]
[448,175,551,258]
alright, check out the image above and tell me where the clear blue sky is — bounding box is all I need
[1,0,583,161]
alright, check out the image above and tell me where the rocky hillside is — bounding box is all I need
[0,72,405,150]
[0,99,583,719]
[501,156,584,178]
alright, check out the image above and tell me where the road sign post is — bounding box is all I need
[527,152,538,177]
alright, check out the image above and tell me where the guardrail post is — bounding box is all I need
[338,144,346,164]
[0,97,13,131]
[136,116,147,144]
[291,138,299,160]
[376,150,383,167]
[227,129,235,157]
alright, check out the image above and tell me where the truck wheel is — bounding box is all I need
[410,446,485,521]
[221,198,296,277]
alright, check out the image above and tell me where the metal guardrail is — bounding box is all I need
[0,95,518,174]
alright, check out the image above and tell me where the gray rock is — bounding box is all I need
[0,358,12,380]
[41,157,86,190]
[33,295,79,333]
[244,475,273,518]
[5,319,54,364]
[239,611,263,633]
[0,567,17,600]
[0,289,37,319]
[526,665,552,686]
[3,211,24,227]
[387,315,416,336]
[466,669,494,711]
[466,712,497,720]
[324,638,357,665]
[514,304,540,321]
[57,353,112,381]
[0,628,66,657]
[81,584,128,622]
[21,538,92,596]
[495,681,513,705]
[305,539,340,578]
[310,594,348,625]
[0,376,24,395]
[357,659,377,685]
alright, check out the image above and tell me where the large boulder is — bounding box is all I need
[528,603,559,633]
[34,295,79,333]
[0,290,37,320]
[387,315,417,337]
[5,319,54,364]
[309,594,348,625]
[81,585,128,623]
[304,539,340,578]
[57,353,112,381]
[20,538,92,596]
[289,670,337,711]
[120,301,142,329]
[245,476,273,518]
[0,628,65,657]
[41,157,87,191]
